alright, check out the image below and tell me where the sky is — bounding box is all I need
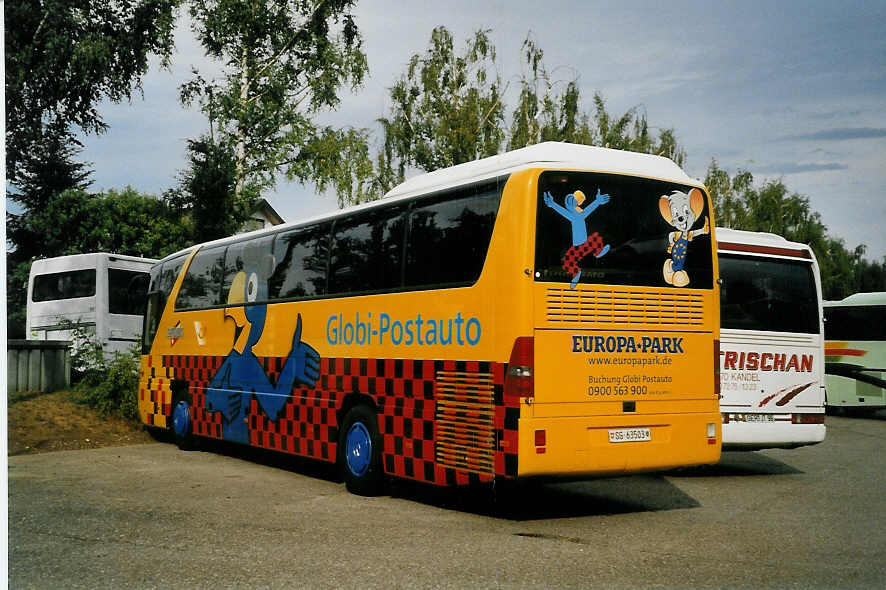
[73,0,886,259]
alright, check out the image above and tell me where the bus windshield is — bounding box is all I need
[535,171,714,289]
[720,254,818,334]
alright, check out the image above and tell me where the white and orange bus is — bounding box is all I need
[824,292,886,411]
[138,142,722,495]
[717,228,826,449]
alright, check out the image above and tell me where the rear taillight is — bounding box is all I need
[792,413,825,424]
[504,336,534,400]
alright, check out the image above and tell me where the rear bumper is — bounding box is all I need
[722,422,825,450]
[517,412,721,477]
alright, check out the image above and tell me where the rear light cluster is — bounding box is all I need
[534,429,546,454]
[504,336,534,400]
[792,413,825,424]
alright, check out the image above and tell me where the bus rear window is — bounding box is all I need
[719,254,819,334]
[535,172,713,289]
[32,269,96,301]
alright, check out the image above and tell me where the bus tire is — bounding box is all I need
[338,405,384,496]
[171,397,196,451]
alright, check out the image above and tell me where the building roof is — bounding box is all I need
[254,198,284,225]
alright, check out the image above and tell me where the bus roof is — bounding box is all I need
[716,227,815,261]
[30,253,158,272]
[384,141,699,200]
[156,142,699,264]
[825,292,886,307]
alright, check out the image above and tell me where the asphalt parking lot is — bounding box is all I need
[9,412,886,589]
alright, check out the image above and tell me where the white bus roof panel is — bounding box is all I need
[384,141,698,200]
[716,227,813,258]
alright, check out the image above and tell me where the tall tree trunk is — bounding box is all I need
[235,44,249,202]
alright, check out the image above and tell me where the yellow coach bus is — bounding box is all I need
[139,142,721,495]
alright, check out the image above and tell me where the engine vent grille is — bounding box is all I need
[435,370,495,475]
[546,286,705,327]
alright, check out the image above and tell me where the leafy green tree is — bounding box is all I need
[165,135,255,241]
[508,35,592,150]
[4,0,179,184]
[372,28,687,201]
[180,0,369,206]
[507,35,686,165]
[703,160,886,300]
[376,27,506,194]
[9,123,93,210]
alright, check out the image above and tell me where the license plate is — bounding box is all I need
[608,427,651,443]
[745,414,775,423]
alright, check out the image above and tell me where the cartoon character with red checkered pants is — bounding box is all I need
[543,188,612,288]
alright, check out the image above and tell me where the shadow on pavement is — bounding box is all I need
[389,474,700,521]
[666,450,803,477]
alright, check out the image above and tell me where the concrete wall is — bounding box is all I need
[7,340,71,393]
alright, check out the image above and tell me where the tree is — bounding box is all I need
[703,160,886,300]
[4,0,179,184]
[371,28,688,202]
[376,27,506,194]
[9,123,93,210]
[180,0,368,207]
[507,35,593,150]
[165,135,253,242]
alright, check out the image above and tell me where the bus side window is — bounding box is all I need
[222,235,275,302]
[405,184,501,288]
[176,247,227,310]
[329,206,406,295]
[270,224,330,300]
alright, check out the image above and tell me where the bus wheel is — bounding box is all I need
[171,399,195,451]
[338,405,383,496]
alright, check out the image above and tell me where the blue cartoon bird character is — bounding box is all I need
[543,188,612,288]
[206,249,320,444]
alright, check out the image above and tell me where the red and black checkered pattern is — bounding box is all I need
[562,231,605,276]
[163,355,225,438]
[146,353,520,486]
[139,355,173,427]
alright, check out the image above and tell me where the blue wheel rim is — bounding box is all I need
[345,422,372,477]
[172,401,191,439]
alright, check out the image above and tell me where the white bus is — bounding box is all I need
[717,228,826,449]
[27,253,157,355]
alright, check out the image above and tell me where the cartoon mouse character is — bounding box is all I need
[544,188,612,288]
[658,188,710,287]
